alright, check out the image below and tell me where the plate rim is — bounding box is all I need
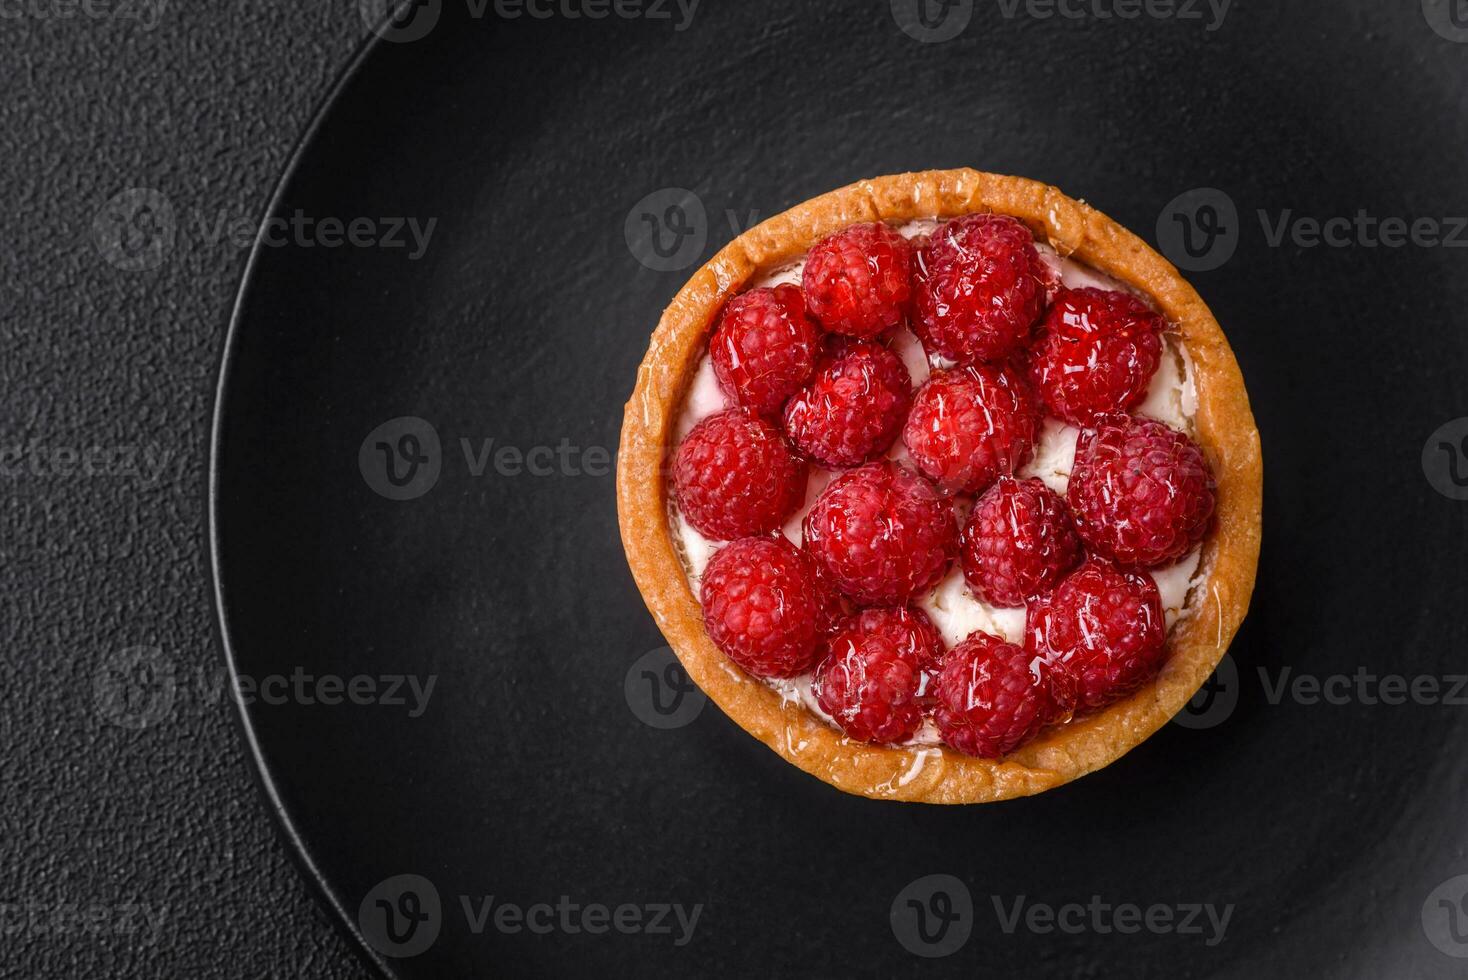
[206,14,400,980]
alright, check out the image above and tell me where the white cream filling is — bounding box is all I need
[673,218,1207,747]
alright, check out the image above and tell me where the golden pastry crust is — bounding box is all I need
[617,169,1262,804]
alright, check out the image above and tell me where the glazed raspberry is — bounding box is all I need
[912,213,1046,365]
[902,365,1039,494]
[700,537,825,678]
[802,461,957,606]
[710,284,820,417]
[808,557,852,634]
[801,222,913,338]
[934,631,1055,758]
[1028,287,1165,426]
[961,477,1081,607]
[812,607,942,743]
[782,339,912,468]
[1026,559,1166,711]
[845,605,945,669]
[673,408,806,540]
[1067,414,1215,567]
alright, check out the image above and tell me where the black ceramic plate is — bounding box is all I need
[211,1,1468,975]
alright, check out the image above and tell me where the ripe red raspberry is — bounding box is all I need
[1067,414,1215,567]
[902,365,1039,494]
[812,607,942,744]
[673,408,806,540]
[1026,559,1166,711]
[782,338,912,468]
[801,222,913,338]
[710,284,820,417]
[960,477,1081,607]
[831,605,945,672]
[934,631,1055,758]
[807,555,852,634]
[700,536,825,678]
[912,213,1046,365]
[1028,287,1165,426]
[802,461,957,606]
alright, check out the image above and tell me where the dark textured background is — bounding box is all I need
[1,3,371,977]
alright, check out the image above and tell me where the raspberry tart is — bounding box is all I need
[618,169,1261,804]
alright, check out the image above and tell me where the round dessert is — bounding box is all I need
[617,169,1262,804]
